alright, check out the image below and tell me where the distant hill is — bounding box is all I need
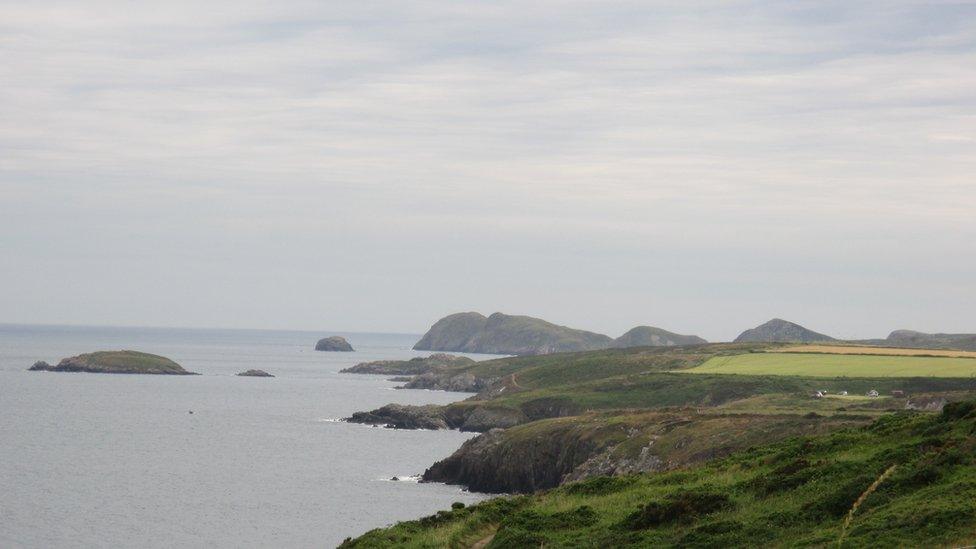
[884,330,976,351]
[414,312,710,355]
[414,312,613,356]
[612,326,706,348]
[734,318,834,343]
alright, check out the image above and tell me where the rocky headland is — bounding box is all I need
[341,353,491,392]
[315,336,354,352]
[28,350,197,375]
[340,353,473,375]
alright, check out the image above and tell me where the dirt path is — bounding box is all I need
[470,533,495,549]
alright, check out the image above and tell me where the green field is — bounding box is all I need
[685,352,976,378]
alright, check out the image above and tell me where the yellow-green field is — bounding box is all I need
[779,344,976,359]
[684,352,976,378]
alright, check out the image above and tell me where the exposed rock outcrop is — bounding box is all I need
[28,351,197,375]
[734,318,834,343]
[315,336,354,352]
[422,411,869,493]
[237,369,274,377]
[612,326,707,348]
[414,312,613,356]
[421,427,603,493]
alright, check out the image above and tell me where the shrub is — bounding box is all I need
[620,490,733,530]
[750,458,814,496]
[563,475,637,496]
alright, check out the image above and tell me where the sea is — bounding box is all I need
[0,324,494,548]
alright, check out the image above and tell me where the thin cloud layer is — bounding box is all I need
[1,1,974,340]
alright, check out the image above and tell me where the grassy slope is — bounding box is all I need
[71,350,190,374]
[344,402,976,548]
[688,352,976,377]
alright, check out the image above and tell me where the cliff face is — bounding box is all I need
[28,350,197,375]
[422,426,605,493]
[421,412,868,493]
[612,326,707,348]
[734,318,834,343]
[414,312,612,356]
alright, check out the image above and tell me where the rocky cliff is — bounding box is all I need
[422,411,868,493]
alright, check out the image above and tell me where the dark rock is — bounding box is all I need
[421,427,604,493]
[734,318,834,343]
[237,369,274,377]
[28,351,197,375]
[315,336,354,352]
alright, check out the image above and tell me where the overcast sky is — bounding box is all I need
[1,1,974,341]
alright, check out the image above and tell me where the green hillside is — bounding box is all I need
[343,401,976,548]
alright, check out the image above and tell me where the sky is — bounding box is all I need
[1,1,974,341]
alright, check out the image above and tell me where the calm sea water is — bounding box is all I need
[0,324,492,548]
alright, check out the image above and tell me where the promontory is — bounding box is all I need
[28,350,198,375]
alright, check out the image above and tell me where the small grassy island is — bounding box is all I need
[29,350,197,375]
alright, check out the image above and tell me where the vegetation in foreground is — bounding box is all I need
[343,401,976,548]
